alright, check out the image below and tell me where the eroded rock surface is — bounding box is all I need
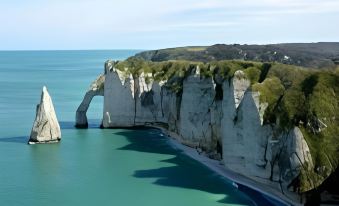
[29,86,61,144]
[75,74,105,128]
[77,63,315,197]
[178,71,215,150]
[279,127,313,186]
[102,60,165,127]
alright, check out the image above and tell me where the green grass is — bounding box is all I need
[252,77,285,124]
[185,46,207,52]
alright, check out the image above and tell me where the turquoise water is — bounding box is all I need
[0,50,267,206]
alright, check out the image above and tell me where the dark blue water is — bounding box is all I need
[0,50,269,206]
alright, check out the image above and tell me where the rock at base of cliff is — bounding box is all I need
[28,139,60,145]
[75,122,88,129]
[28,86,61,144]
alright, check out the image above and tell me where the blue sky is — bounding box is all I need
[1,0,339,50]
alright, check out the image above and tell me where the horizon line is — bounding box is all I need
[0,41,339,52]
[0,49,146,52]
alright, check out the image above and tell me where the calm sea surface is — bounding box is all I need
[0,50,275,206]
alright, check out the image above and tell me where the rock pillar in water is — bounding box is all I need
[28,86,61,144]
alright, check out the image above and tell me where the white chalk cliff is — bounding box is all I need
[102,61,165,127]
[29,86,61,144]
[76,60,313,197]
[76,74,105,128]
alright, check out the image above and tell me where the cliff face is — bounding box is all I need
[178,70,215,150]
[103,61,135,127]
[76,56,339,204]
[221,72,272,179]
[102,61,165,127]
[94,60,314,196]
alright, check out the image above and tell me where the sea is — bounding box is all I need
[0,50,282,206]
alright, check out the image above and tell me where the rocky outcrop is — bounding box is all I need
[75,74,105,128]
[161,86,180,132]
[103,60,138,127]
[178,69,215,150]
[77,61,315,198]
[102,61,165,128]
[277,127,313,186]
[221,76,272,179]
[29,86,61,144]
[232,70,250,109]
[135,72,164,124]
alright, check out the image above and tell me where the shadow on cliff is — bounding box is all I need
[116,128,274,205]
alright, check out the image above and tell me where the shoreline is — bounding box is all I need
[152,126,302,206]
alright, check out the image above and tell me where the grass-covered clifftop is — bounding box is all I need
[134,42,339,69]
[113,57,339,194]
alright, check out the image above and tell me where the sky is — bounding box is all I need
[0,0,339,50]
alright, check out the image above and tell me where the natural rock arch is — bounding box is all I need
[75,74,105,128]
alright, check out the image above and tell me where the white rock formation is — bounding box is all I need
[75,74,105,128]
[161,87,179,132]
[102,60,165,127]
[233,70,250,109]
[221,76,271,179]
[29,86,61,144]
[135,72,164,124]
[77,63,314,194]
[103,60,135,127]
[278,127,313,184]
[178,72,215,149]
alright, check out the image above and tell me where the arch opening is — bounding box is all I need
[75,74,105,128]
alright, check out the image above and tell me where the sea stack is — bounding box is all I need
[28,86,61,144]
